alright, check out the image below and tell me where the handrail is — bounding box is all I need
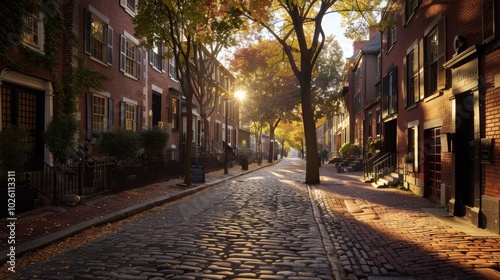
[363,152,383,181]
[373,151,398,182]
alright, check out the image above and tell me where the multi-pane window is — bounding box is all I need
[22,12,43,51]
[120,0,137,17]
[169,57,177,80]
[150,43,166,72]
[385,14,397,52]
[406,46,420,107]
[85,8,113,65]
[120,33,141,79]
[171,97,179,129]
[93,95,107,132]
[425,18,445,96]
[91,16,106,62]
[404,0,420,23]
[125,103,136,131]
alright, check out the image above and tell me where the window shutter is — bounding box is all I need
[149,49,153,66]
[137,106,142,131]
[437,18,446,90]
[418,39,425,100]
[120,101,126,128]
[391,67,398,114]
[107,26,113,66]
[84,9,91,55]
[108,98,114,130]
[161,44,166,73]
[483,0,495,42]
[136,47,141,79]
[382,76,389,118]
[86,92,93,140]
[413,44,419,103]
[403,55,407,107]
[120,35,126,72]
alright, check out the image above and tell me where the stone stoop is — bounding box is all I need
[371,172,402,188]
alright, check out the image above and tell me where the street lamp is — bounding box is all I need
[224,90,245,175]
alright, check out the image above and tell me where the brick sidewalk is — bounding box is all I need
[315,165,500,279]
[0,162,269,255]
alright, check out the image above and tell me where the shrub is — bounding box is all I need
[45,112,79,164]
[140,127,170,156]
[0,126,32,173]
[339,143,351,158]
[96,130,141,163]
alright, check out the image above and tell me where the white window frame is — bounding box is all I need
[120,31,141,79]
[93,94,108,132]
[125,103,137,131]
[22,11,44,52]
[85,6,113,66]
[120,0,138,17]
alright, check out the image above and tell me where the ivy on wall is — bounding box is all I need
[0,0,109,164]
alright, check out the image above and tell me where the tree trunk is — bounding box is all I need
[300,73,320,184]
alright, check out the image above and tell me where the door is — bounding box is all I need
[424,127,442,201]
[384,119,397,152]
[152,92,161,127]
[454,92,475,215]
[1,83,45,168]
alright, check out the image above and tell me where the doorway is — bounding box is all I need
[424,127,442,201]
[152,92,161,127]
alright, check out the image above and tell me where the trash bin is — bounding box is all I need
[241,156,248,170]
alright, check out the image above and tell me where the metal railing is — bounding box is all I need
[373,151,398,183]
[26,153,117,203]
[363,152,383,181]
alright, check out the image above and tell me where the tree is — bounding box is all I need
[235,0,338,184]
[231,40,300,163]
[134,0,243,186]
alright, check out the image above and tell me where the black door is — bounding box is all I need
[152,92,161,126]
[384,119,397,152]
[454,92,475,215]
[1,83,45,164]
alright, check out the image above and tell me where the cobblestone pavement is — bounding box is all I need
[312,167,500,280]
[4,158,339,279]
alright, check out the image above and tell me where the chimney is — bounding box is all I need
[369,27,379,40]
[352,40,367,54]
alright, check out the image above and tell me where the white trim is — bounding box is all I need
[152,84,163,94]
[123,97,138,105]
[88,5,109,24]
[123,30,139,45]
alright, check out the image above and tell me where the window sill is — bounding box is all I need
[425,91,442,102]
[405,103,418,111]
[89,56,109,67]
[123,72,139,81]
[22,42,44,54]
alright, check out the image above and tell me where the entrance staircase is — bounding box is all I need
[363,151,401,188]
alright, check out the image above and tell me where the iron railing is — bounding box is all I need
[373,151,398,183]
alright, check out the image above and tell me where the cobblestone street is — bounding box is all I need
[5,159,337,279]
[3,158,500,279]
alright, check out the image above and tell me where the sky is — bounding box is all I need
[322,12,354,58]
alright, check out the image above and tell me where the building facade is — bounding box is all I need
[379,0,500,233]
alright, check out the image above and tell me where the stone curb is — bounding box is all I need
[0,163,273,263]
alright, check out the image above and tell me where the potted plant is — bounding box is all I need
[403,152,415,173]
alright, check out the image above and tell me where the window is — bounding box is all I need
[93,94,107,132]
[404,0,420,23]
[171,97,179,129]
[169,57,177,80]
[367,112,372,138]
[120,32,141,79]
[125,103,136,131]
[85,8,113,65]
[22,12,44,51]
[405,43,421,107]
[483,0,497,43]
[385,15,397,52]
[150,43,166,72]
[120,0,137,17]
[376,109,381,136]
[354,92,362,115]
[425,18,446,96]
[382,68,398,118]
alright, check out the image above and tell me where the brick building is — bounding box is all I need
[378,0,500,233]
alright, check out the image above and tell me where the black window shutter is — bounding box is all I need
[107,26,113,66]
[108,98,114,130]
[120,35,126,72]
[86,92,93,140]
[137,106,142,131]
[120,101,126,128]
[136,47,142,79]
[391,67,398,114]
[84,9,91,55]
